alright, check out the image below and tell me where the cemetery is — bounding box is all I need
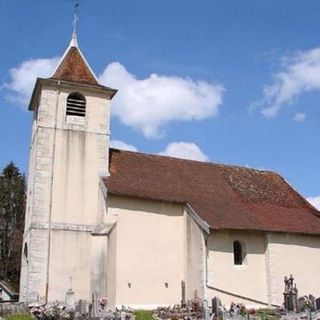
[1,275,320,320]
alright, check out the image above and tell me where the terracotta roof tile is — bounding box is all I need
[105,149,320,235]
[51,46,98,85]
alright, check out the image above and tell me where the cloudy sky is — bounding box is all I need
[0,0,319,209]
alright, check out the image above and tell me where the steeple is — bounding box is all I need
[50,1,99,86]
[21,3,117,303]
[50,38,99,85]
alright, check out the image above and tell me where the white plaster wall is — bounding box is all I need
[266,233,320,305]
[50,84,110,225]
[184,211,205,299]
[50,129,103,225]
[106,225,117,308]
[206,231,268,307]
[90,187,110,300]
[19,252,28,301]
[107,195,186,308]
[97,183,108,222]
[48,230,92,302]
[90,235,108,299]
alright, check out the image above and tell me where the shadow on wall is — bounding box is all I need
[107,194,185,217]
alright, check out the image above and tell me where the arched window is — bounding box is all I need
[66,92,86,117]
[233,240,243,265]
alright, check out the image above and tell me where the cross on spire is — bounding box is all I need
[71,0,80,47]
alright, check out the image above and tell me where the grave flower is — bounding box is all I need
[248,308,256,315]
[99,297,108,308]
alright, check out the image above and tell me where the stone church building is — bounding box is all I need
[20,34,320,309]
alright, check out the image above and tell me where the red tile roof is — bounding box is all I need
[105,149,320,235]
[51,46,98,85]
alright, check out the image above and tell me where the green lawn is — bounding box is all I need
[4,314,32,320]
[134,310,154,320]
[256,308,280,320]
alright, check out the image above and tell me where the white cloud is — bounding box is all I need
[158,142,209,162]
[5,59,224,136]
[293,112,306,123]
[99,62,224,138]
[109,139,208,162]
[5,57,60,105]
[110,140,137,152]
[307,196,320,210]
[259,48,320,117]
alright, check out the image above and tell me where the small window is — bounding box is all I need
[24,243,28,259]
[233,240,243,265]
[66,92,86,117]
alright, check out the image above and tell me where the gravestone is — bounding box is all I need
[77,299,88,316]
[297,297,306,312]
[211,297,221,316]
[309,295,316,311]
[181,281,186,306]
[74,312,83,320]
[315,297,320,311]
[283,274,298,311]
[65,288,75,310]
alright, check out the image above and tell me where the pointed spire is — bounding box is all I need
[70,32,79,48]
[50,0,99,86]
[71,0,79,48]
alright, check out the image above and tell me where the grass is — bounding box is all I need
[134,310,154,320]
[4,314,32,320]
[256,308,280,320]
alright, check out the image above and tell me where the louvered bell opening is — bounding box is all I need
[66,93,86,117]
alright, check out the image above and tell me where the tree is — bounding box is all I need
[0,162,26,286]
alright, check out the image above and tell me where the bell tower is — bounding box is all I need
[19,33,117,302]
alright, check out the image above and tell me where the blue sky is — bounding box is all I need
[0,0,320,207]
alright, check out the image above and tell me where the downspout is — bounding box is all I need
[45,80,61,303]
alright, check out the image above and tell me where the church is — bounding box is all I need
[19,32,320,309]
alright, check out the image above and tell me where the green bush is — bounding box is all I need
[134,310,153,320]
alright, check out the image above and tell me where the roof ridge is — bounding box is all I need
[109,147,275,174]
[277,174,320,216]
